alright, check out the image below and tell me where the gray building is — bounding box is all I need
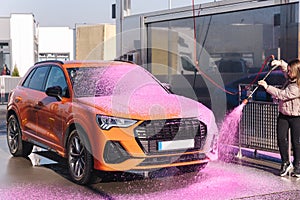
[0,13,38,76]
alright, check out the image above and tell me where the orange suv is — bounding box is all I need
[7,60,218,184]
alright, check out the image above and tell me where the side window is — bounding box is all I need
[45,66,69,97]
[22,68,36,88]
[27,66,49,91]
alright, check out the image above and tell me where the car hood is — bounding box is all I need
[75,94,213,123]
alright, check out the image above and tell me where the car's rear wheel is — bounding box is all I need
[67,129,93,185]
[177,163,208,173]
[7,115,33,157]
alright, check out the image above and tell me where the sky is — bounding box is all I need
[0,0,211,28]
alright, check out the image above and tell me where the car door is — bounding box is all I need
[36,65,69,149]
[19,66,50,136]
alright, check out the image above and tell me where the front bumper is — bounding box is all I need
[93,117,212,171]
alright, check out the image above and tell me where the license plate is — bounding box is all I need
[158,139,194,151]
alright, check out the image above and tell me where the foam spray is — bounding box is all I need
[218,101,247,161]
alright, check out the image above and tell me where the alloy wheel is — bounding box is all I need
[69,134,86,178]
[7,116,20,154]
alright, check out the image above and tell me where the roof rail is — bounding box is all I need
[34,60,64,65]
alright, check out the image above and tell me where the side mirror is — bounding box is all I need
[46,86,62,101]
[181,56,197,72]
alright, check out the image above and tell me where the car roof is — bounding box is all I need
[34,60,137,69]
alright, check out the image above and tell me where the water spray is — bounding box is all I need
[242,56,276,105]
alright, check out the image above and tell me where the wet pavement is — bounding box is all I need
[0,105,300,199]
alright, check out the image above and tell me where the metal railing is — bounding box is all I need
[239,101,279,153]
[237,83,281,156]
[0,76,22,104]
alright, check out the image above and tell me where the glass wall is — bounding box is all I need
[147,3,299,115]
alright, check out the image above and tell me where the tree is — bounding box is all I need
[11,64,20,77]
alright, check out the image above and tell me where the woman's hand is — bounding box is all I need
[258,80,268,89]
[271,60,281,67]
[271,59,288,71]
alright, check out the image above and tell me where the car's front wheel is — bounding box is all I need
[67,129,93,185]
[7,114,33,157]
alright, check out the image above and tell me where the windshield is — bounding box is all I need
[68,65,168,97]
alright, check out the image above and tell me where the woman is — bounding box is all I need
[258,59,300,177]
[1,64,10,75]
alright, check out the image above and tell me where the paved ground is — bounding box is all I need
[0,105,6,136]
[1,104,300,199]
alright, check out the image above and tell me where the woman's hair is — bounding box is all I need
[288,58,300,87]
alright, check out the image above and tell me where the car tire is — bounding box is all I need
[67,129,93,185]
[177,163,208,173]
[7,115,33,157]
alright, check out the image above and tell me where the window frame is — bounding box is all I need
[22,65,50,91]
[44,65,69,98]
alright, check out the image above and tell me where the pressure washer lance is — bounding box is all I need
[242,64,279,105]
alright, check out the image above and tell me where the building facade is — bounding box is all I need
[0,13,38,76]
[38,27,74,61]
[75,24,116,60]
[0,14,116,77]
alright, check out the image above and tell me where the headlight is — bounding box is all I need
[96,115,137,130]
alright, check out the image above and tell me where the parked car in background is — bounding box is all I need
[216,58,249,85]
[224,70,285,109]
[6,60,218,185]
[217,58,248,74]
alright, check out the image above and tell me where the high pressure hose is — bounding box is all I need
[242,56,278,105]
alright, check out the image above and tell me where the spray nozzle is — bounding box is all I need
[242,93,253,105]
[242,99,248,105]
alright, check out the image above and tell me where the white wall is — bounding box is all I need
[39,27,74,60]
[0,18,10,39]
[103,24,116,60]
[10,13,36,77]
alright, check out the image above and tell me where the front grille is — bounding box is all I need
[134,118,207,155]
